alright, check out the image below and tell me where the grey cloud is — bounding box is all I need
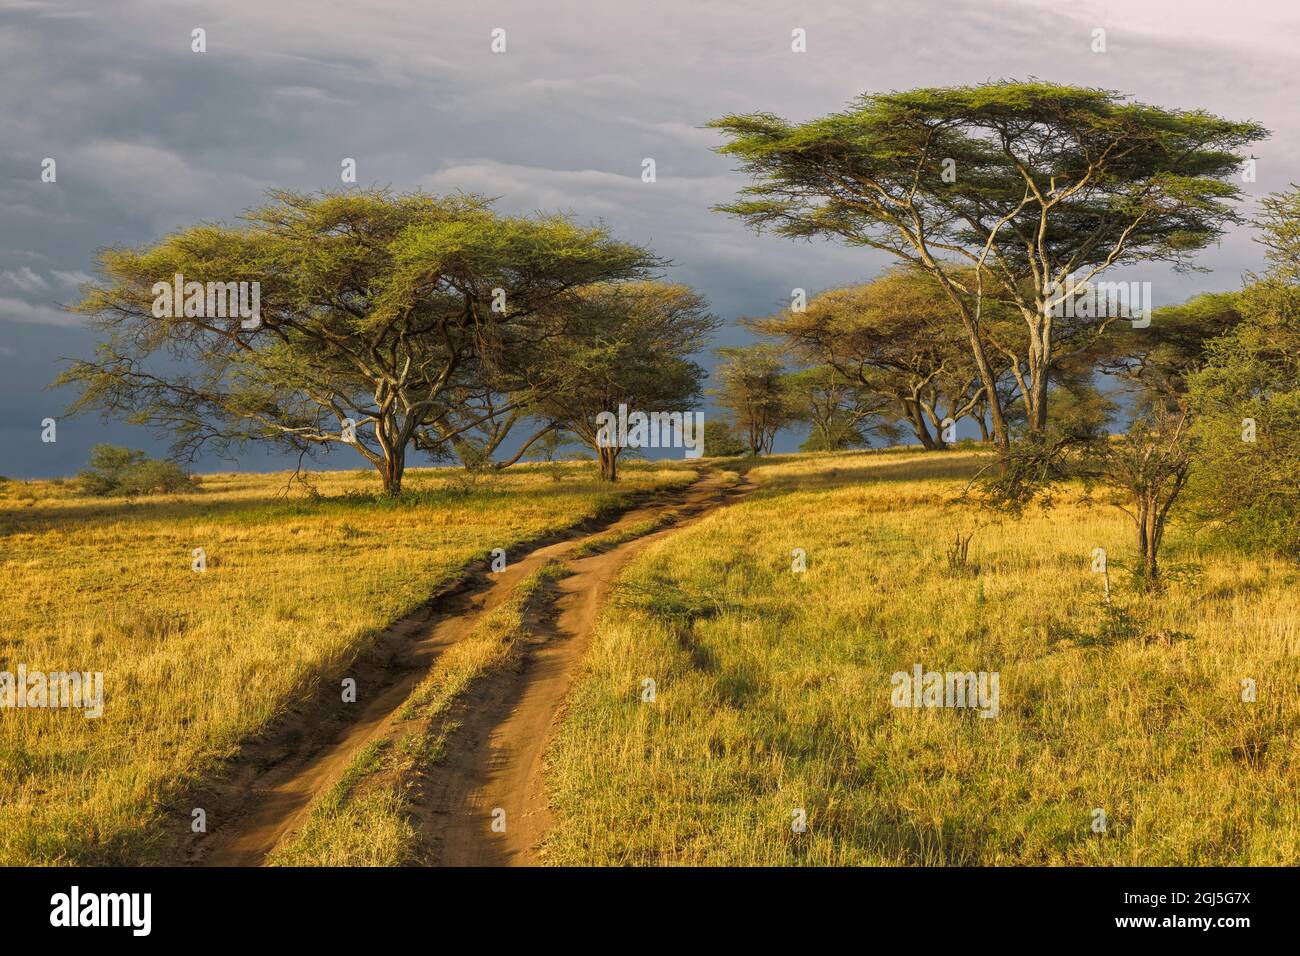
[1,266,48,292]
[51,269,94,286]
[0,295,78,326]
[0,0,1295,474]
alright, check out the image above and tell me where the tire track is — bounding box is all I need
[181,469,751,866]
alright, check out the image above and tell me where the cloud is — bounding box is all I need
[50,269,94,286]
[0,266,49,292]
[0,0,1295,474]
[0,296,79,327]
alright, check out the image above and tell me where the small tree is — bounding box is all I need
[533,281,716,481]
[1086,292,1244,585]
[702,419,748,457]
[529,428,579,481]
[78,444,197,497]
[712,345,796,456]
[1098,405,1193,586]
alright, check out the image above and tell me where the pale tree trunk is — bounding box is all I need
[924,266,1011,458]
[1021,302,1054,434]
[596,445,620,482]
[373,412,408,496]
[964,324,1011,455]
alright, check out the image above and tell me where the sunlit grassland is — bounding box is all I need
[545,448,1300,865]
[0,460,694,865]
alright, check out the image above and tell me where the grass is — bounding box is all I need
[269,561,568,866]
[543,447,1300,865]
[0,459,694,865]
[570,514,675,558]
[266,739,417,868]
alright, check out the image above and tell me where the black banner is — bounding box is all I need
[0,866,1282,941]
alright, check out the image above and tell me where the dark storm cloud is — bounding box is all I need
[1,0,1296,474]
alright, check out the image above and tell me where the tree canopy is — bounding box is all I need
[753,267,1012,449]
[1186,189,1300,556]
[532,281,716,480]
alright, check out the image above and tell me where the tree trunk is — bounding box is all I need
[1134,495,1159,586]
[956,317,1010,457]
[597,445,620,482]
[1028,365,1050,434]
[914,249,1010,462]
[907,403,939,450]
[1144,500,1162,585]
[380,449,405,496]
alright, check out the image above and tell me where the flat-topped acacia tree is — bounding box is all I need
[59,189,657,494]
[532,281,717,481]
[709,81,1265,457]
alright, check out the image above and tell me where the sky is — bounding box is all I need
[2,0,1298,476]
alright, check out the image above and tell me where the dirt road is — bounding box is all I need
[183,469,751,866]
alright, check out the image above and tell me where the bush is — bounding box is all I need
[77,445,198,497]
[703,419,747,457]
[799,422,868,452]
[1187,255,1300,557]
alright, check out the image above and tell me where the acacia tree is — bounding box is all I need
[436,385,561,474]
[783,364,900,451]
[711,345,796,456]
[702,418,749,457]
[1088,293,1243,585]
[1099,406,1193,586]
[533,281,716,481]
[59,190,655,494]
[754,269,1006,449]
[710,81,1264,457]
[1187,189,1300,557]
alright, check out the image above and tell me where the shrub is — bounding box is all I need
[77,444,199,497]
[703,419,747,457]
[1186,191,1300,558]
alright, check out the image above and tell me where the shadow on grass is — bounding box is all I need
[752,448,994,497]
[0,466,677,538]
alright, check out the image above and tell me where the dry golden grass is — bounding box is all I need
[266,738,417,868]
[0,460,693,865]
[544,448,1300,865]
